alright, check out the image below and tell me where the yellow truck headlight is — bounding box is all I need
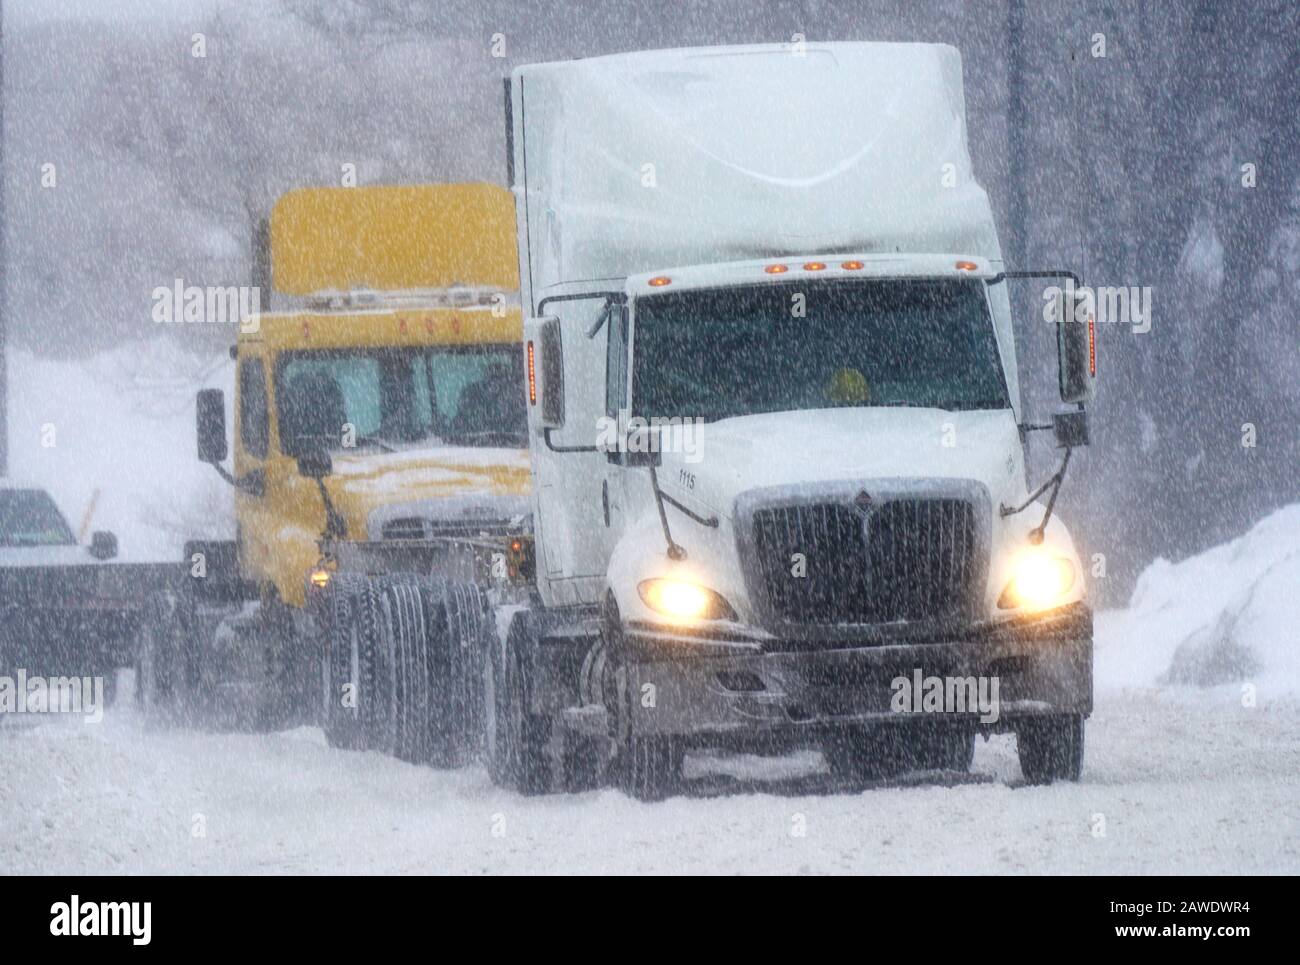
[638,579,736,622]
[998,548,1076,611]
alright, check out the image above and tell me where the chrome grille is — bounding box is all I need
[751,497,977,625]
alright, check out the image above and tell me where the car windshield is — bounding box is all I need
[276,345,526,455]
[632,278,1008,422]
[0,490,76,547]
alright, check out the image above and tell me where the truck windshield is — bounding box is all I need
[0,489,76,547]
[632,278,1008,421]
[276,345,526,454]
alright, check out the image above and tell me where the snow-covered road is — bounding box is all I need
[3,687,1296,875]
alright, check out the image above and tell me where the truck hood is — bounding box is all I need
[323,446,532,540]
[656,407,1022,516]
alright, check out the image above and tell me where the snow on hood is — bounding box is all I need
[330,445,531,508]
[654,407,1021,516]
[1096,503,1300,696]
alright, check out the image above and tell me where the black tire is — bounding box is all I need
[433,581,488,766]
[319,579,366,749]
[255,598,303,731]
[481,612,551,794]
[137,592,196,722]
[322,576,391,752]
[619,735,684,801]
[1017,714,1085,784]
[381,578,435,764]
[599,598,683,801]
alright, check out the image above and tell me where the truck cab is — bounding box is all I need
[196,183,530,611]
[508,43,1096,795]
[167,183,530,730]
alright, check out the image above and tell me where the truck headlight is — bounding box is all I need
[638,579,736,622]
[998,548,1076,611]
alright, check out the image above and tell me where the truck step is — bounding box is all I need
[559,703,609,738]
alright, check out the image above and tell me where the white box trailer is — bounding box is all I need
[485,42,1098,798]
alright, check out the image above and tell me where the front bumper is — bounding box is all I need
[619,603,1092,740]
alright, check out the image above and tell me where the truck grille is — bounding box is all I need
[381,517,429,541]
[751,497,977,625]
[380,517,516,541]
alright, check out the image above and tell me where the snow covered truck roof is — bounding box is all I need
[510,42,1001,296]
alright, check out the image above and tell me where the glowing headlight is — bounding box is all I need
[998,549,1076,611]
[637,579,736,622]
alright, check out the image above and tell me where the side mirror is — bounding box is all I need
[1054,291,1096,404]
[296,449,333,480]
[1052,409,1089,448]
[196,388,228,463]
[525,316,565,430]
[89,530,118,561]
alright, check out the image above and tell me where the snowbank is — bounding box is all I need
[5,339,234,561]
[1096,504,1300,697]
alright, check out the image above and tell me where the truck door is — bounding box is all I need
[528,295,612,605]
[233,356,274,587]
[601,302,631,554]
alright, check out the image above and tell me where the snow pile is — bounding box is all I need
[5,339,234,561]
[1096,504,1300,696]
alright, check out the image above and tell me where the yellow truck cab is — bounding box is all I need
[154,183,530,730]
[232,298,528,608]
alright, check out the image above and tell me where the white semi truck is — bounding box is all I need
[491,42,1098,798]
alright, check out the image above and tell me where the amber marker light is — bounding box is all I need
[765,264,789,274]
[647,275,672,287]
[841,261,865,270]
[526,341,537,405]
[803,262,826,271]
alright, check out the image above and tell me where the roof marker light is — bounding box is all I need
[647,276,672,287]
[765,264,789,274]
[955,260,979,272]
[841,261,865,270]
[803,262,826,271]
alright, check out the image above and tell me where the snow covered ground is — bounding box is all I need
[3,684,1296,874]
[5,504,1299,874]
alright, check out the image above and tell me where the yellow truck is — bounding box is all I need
[142,184,531,754]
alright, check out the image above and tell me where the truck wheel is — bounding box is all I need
[482,614,551,794]
[1017,714,1085,784]
[599,600,684,801]
[432,581,487,766]
[381,578,435,764]
[137,592,195,721]
[320,579,368,750]
[619,735,684,802]
[325,576,392,753]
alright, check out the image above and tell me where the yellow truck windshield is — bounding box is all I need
[276,344,526,455]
